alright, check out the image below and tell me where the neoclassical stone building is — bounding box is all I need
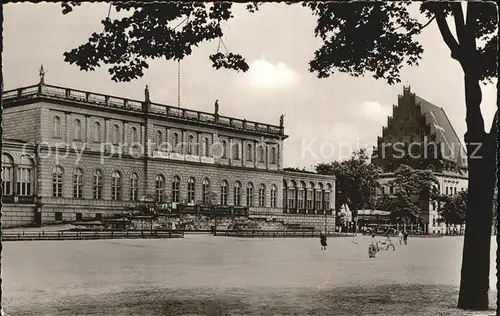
[371,86,468,234]
[1,76,335,229]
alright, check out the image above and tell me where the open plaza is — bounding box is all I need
[2,235,497,315]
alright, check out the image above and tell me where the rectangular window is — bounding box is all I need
[315,191,322,209]
[247,187,253,207]
[53,173,63,198]
[234,187,241,206]
[188,183,195,203]
[95,213,102,220]
[221,187,228,205]
[288,188,295,209]
[130,185,138,202]
[271,188,277,208]
[298,189,305,209]
[55,212,63,221]
[323,192,330,210]
[76,213,83,221]
[202,183,210,205]
[259,188,266,207]
[306,190,313,209]
[172,181,180,203]
[73,174,83,199]
[93,177,102,199]
[17,168,32,196]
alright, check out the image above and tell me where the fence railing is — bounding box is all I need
[217,230,353,238]
[1,229,352,241]
[1,229,184,241]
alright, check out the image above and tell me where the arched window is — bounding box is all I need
[202,178,210,205]
[187,177,196,203]
[74,119,82,140]
[270,185,277,208]
[52,166,64,198]
[258,146,265,163]
[130,127,138,144]
[17,155,33,196]
[130,173,139,201]
[92,170,103,199]
[221,140,228,158]
[202,137,209,156]
[246,182,254,207]
[233,142,240,160]
[188,135,195,155]
[172,176,180,203]
[298,181,305,209]
[155,174,165,202]
[111,171,121,200]
[258,184,266,207]
[156,131,163,150]
[220,180,228,205]
[306,182,314,209]
[73,168,83,199]
[246,143,253,161]
[1,154,13,195]
[173,133,180,153]
[288,181,296,209]
[112,124,120,144]
[234,181,241,206]
[93,122,101,142]
[271,147,277,164]
[53,116,61,138]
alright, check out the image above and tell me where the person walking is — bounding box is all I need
[320,231,328,250]
[403,230,408,245]
[385,233,395,251]
[369,233,378,258]
[398,230,403,245]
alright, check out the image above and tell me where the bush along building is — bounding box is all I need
[1,69,335,230]
[371,86,468,234]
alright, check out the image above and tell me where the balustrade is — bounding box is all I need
[2,84,284,136]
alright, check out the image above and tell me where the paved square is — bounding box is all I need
[2,235,497,315]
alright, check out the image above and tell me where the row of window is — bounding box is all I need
[283,188,331,210]
[53,117,279,164]
[51,166,279,208]
[156,132,278,163]
[53,116,140,143]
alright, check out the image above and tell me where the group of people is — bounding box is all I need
[369,230,409,258]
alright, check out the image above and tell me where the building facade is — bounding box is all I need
[1,78,335,229]
[371,86,468,234]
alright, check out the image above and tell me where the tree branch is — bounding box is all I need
[451,3,466,44]
[434,11,460,60]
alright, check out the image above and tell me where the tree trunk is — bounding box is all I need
[457,72,497,310]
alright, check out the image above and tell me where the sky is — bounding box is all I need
[2,3,497,170]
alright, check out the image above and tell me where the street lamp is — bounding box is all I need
[209,191,218,236]
[139,194,156,234]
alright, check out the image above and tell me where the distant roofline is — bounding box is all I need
[414,94,466,155]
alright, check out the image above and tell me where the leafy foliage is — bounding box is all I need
[377,164,439,223]
[61,2,255,82]
[62,2,497,85]
[436,190,467,228]
[316,149,381,216]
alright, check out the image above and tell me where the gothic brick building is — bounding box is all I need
[371,86,468,234]
[1,77,335,229]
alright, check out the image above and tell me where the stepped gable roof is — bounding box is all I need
[414,94,467,168]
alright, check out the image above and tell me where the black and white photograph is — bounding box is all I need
[0,2,498,315]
